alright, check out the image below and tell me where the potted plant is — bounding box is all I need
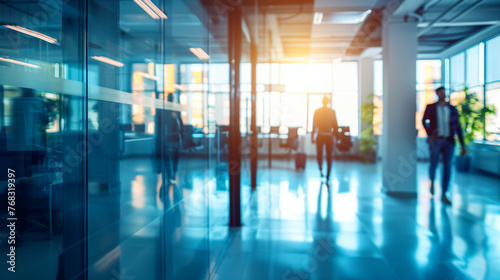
[455,87,496,172]
[360,93,378,163]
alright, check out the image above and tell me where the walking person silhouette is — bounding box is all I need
[311,96,339,182]
[422,86,467,205]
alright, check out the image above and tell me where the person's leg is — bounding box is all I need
[316,137,324,175]
[172,150,180,181]
[441,141,455,200]
[428,140,441,194]
[325,136,333,180]
[165,148,173,182]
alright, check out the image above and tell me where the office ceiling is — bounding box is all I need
[0,0,499,66]
[245,0,500,62]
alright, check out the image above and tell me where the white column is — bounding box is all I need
[381,19,418,196]
[358,57,374,134]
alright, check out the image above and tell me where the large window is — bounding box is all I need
[373,60,383,135]
[486,82,500,141]
[486,35,500,141]
[486,35,500,84]
[444,35,500,143]
[332,62,359,136]
[255,62,359,136]
[466,44,484,88]
[450,52,465,92]
[416,60,442,137]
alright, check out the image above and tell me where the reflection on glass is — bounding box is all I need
[416,60,442,137]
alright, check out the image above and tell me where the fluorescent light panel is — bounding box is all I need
[333,57,342,63]
[189,48,210,61]
[4,25,57,44]
[142,0,167,19]
[0,57,40,68]
[173,84,187,91]
[134,0,167,20]
[358,10,372,23]
[313,12,323,25]
[323,10,372,24]
[91,56,124,67]
[139,72,158,80]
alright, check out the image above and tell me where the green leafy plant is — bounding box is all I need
[455,87,496,145]
[360,93,378,163]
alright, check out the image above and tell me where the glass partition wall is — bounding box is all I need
[0,0,255,279]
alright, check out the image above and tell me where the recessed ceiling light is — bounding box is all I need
[0,57,40,68]
[4,25,58,44]
[91,56,124,67]
[139,72,158,80]
[174,84,187,91]
[324,10,372,24]
[189,48,210,61]
[313,12,323,25]
[134,0,167,20]
[358,10,372,23]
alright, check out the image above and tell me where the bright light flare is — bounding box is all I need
[134,0,167,19]
[4,25,58,44]
[0,57,40,68]
[189,48,210,61]
[91,56,124,67]
[313,12,323,25]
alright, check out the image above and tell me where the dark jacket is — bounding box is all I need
[312,107,339,136]
[422,102,464,146]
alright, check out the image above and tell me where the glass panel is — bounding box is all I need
[269,91,281,127]
[87,0,166,278]
[416,60,442,137]
[332,62,358,136]
[307,63,333,93]
[333,62,358,91]
[373,60,383,135]
[373,60,383,95]
[280,92,308,129]
[0,0,258,279]
[281,64,307,92]
[486,34,500,83]
[332,90,359,137]
[486,82,500,141]
[451,52,465,92]
[445,58,450,92]
[466,45,480,87]
[0,1,86,279]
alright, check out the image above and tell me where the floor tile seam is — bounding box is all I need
[207,227,240,280]
[348,222,402,279]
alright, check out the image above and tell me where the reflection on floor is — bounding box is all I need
[2,157,499,280]
[214,159,500,280]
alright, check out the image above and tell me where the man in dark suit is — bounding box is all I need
[311,96,339,182]
[422,86,467,205]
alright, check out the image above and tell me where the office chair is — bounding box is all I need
[335,126,353,160]
[279,127,299,153]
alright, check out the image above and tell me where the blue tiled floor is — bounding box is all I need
[213,159,500,280]
[4,157,499,280]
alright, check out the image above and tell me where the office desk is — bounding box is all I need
[257,133,289,167]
